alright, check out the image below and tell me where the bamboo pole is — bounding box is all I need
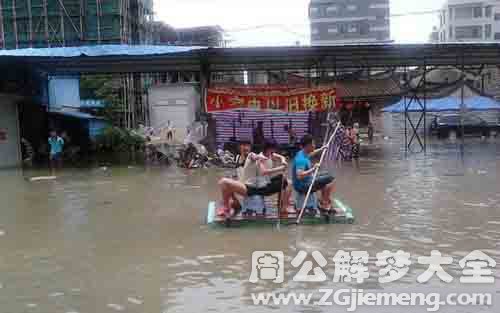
[27,0,33,47]
[56,0,82,39]
[60,0,65,45]
[12,0,18,48]
[43,0,49,46]
[0,0,5,49]
[96,0,101,43]
[80,0,84,41]
[296,122,341,225]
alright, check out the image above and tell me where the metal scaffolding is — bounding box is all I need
[0,0,153,49]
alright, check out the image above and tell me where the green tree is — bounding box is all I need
[80,74,123,125]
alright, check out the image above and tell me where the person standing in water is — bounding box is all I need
[48,130,64,168]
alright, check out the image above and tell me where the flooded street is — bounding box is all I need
[1,140,499,313]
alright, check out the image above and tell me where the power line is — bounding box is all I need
[225,9,442,33]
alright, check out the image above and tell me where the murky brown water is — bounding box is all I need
[1,140,499,313]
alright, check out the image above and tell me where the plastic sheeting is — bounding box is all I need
[0,45,203,58]
[383,96,500,113]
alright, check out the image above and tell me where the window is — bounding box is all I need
[456,26,482,39]
[485,24,492,39]
[360,24,370,35]
[485,6,492,17]
[449,25,453,39]
[309,7,319,17]
[495,32,500,40]
[473,7,482,18]
[472,26,481,38]
[326,6,337,15]
[347,4,357,11]
[456,7,473,19]
[370,3,389,9]
[464,115,484,126]
[348,24,358,33]
[495,13,500,20]
[328,26,338,33]
[449,8,453,20]
[439,115,460,126]
[311,27,319,35]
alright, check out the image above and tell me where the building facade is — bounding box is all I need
[435,0,500,99]
[309,0,391,45]
[437,0,500,42]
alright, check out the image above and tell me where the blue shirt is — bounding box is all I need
[292,150,312,191]
[48,137,64,155]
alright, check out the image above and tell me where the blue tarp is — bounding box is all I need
[383,96,500,113]
[0,45,203,58]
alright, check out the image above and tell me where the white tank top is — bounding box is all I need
[239,156,259,186]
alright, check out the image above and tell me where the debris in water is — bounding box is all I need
[464,202,488,208]
[477,170,488,175]
[127,297,143,305]
[0,230,5,236]
[107,303,124,311]
[26,303,37,308]
[29,176,57,182]
[49,292,64,297]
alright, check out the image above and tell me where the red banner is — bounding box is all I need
[206,86,338,113]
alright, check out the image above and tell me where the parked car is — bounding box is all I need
[430,114,500,139]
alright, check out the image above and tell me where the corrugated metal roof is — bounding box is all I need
[336,78,401,99]
[383,96,500,113]
[0,45,204,58]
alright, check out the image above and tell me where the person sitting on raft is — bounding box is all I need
[218,141,291,217]
[234,140,251,177]
[292,134,337,213]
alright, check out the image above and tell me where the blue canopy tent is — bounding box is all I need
[383,96,500,113]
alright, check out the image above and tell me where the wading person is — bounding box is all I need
[292,134,336,212]
[48,130,64,169]
[218,141,290,218]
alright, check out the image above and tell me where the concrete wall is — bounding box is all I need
[149,84,199,139]
[0,95,21,168]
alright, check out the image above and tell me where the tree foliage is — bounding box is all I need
[80,74,123,125]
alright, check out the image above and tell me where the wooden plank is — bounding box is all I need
[207,200,355,227]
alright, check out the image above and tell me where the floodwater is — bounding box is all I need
[1,140,499,313]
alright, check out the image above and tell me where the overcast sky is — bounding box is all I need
[155,0,445,46]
